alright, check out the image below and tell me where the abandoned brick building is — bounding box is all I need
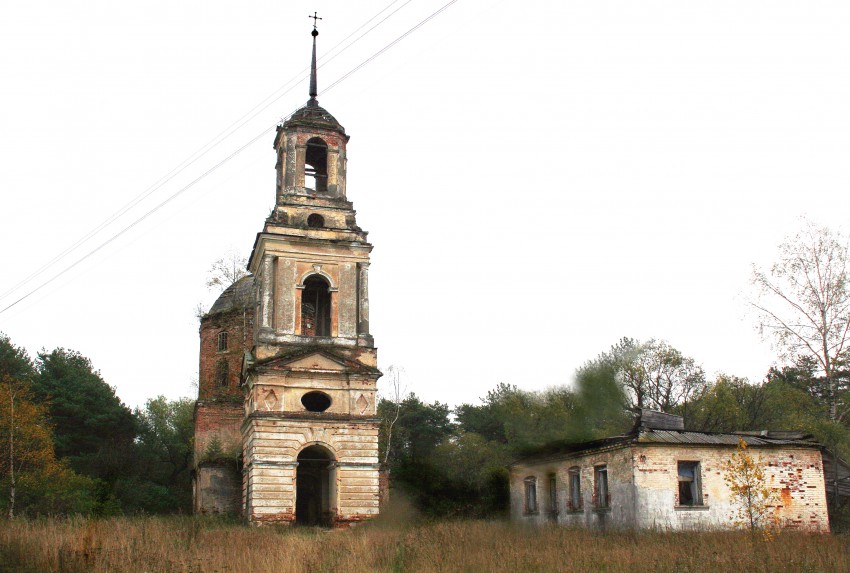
[193,24,381,526]
[510,410,830,531]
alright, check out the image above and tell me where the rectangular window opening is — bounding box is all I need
[677,461,702,506]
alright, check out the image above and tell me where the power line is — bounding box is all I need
[0,0,461,318]
[0,0,413,305]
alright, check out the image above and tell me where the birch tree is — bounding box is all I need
[751,222,850,422]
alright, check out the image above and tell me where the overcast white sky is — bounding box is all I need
[1,0,849,410]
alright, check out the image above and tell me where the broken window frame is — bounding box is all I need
[594,465,609,509]
[217,331,228,352]
[677,460,703,507]
[568,466,582,511]
[524,476,538,514]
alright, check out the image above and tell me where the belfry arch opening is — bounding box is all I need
[296,444,335,526]
[304,137,328,193]
[301,275,331,337]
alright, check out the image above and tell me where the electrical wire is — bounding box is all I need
[0,0,461,317]
[0,0,413,305]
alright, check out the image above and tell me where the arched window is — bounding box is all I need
[305,137,328,193]
[568,467,582,511]
[216,359,229,387]
[301,275,331,337]
[548,473,558,518]
[524,476,538,514]
[307,214,325,228]
[301,391,332,412]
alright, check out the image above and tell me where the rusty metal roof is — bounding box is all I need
[206,275,254,317]
[511,427,820,466]
[636,429,818,447]
[282,100,346,135]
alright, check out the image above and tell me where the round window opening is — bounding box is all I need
[301,391,332,412]
[307,214,325,228]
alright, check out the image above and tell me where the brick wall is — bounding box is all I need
[510,443,829,532]
[633,445,829,532]
[198,305,253,402]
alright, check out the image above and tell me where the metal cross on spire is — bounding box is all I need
[308,12,321,104]
[309,11,322,31]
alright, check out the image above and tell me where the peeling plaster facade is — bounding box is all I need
[193,68,381,525]
[510,413,830,532]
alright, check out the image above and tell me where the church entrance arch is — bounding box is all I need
[295,444,336,526]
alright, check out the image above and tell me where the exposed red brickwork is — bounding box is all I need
[198,306,253,402]
[194,403,244,462]
[194,284,255,514]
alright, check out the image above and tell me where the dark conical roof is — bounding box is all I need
[283,100,346,135]
[206,275,254,317]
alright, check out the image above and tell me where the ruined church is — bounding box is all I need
[192,23,381,526]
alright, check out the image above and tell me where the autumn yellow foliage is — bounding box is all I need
[722,438,781,539]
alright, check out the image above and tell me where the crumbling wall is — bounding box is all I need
[632,445,829,532]
[243,416,380,526]
[195,462,242,514]
[510,447,637,529]
[194,278,254,515]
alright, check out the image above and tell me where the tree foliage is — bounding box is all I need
[584,337,706,413]
[32,349,137,482]
[132,396,195,513]
[751,221,850,422]
[206,251,249,292]
[0,335,96,517]
[379,366,631,517]
[722,438,780,539]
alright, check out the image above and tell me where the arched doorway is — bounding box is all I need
[296,444,336,526]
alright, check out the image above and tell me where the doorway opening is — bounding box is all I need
[296,444,335,526]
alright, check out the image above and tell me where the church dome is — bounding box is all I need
[283,100,346,136]
[206,275,255,317]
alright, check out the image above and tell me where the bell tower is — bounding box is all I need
[241,19,381,526]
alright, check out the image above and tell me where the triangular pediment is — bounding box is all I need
[252,348,379,376]
[285,352,348,371]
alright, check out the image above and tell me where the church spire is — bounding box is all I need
[308,12,322,106]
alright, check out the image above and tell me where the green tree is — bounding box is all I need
[587,337,706,414]
[131,396,195,513]
[0,335,96,517]
[377,394,454,515]
[683,375,770,432]
[429,432,511,517]
[32,348,137,481]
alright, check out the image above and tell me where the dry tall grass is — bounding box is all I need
[1,516,847,573]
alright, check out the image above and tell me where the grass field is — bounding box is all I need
[1,515,847,573]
